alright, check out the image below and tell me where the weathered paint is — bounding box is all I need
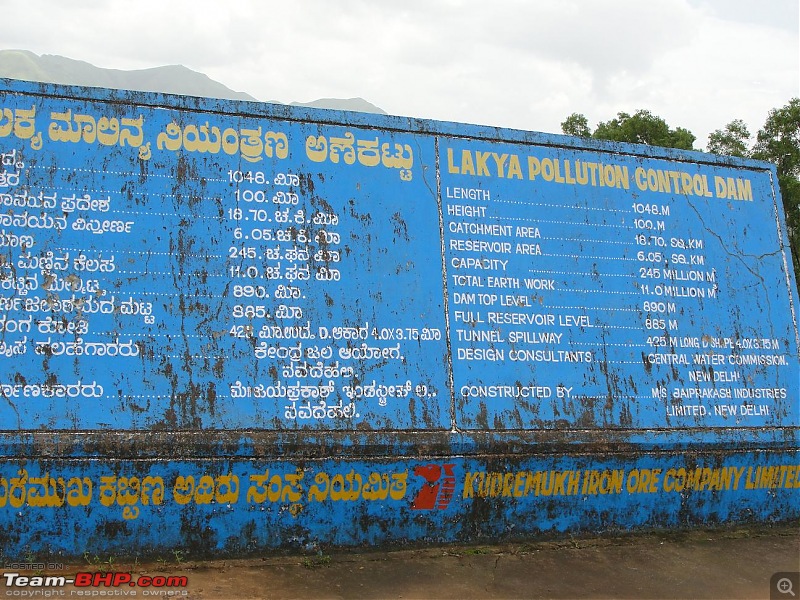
[0,79,797,558]
[2,450,798,557]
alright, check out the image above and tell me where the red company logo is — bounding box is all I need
[411,463,456,510]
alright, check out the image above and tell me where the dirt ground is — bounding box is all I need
[10,525,800,599]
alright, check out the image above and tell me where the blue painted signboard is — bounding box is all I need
[0,87,449,431]
[442,141,798,432]
[0,79,797,558]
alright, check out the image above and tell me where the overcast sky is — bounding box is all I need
[2,0,798,148]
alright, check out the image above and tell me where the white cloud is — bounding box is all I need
[2,0,797,148]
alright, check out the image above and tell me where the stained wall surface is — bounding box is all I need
[0,80,798,558]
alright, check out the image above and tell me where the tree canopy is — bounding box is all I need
[560,109,695,149]
[560,113,590,138]
[707,119,751,158]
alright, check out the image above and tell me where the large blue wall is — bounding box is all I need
[0,79,797,558]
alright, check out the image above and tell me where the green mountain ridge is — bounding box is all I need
[0,49,386,114]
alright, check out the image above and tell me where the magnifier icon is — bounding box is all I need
[778,578,796,596]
